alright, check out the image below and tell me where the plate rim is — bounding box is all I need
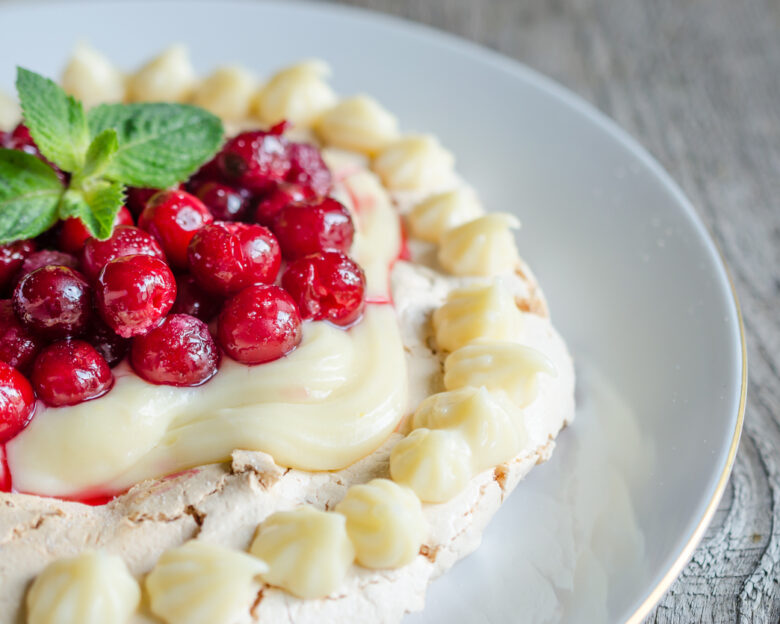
[0,1,748,621]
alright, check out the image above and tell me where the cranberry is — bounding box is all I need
[31,340,113,407]
[0,240,35,292]
[282,251,366,327]
[139,190,214,268]
[0,300,42,372]
[81,225,166,282]
[286,142,333,197]
[58,206,134,254]
[95,255,176,338]
[188,222,281,296]
[131,314,220,386]
[254,184,316,228]
[0,362,36,442]
[84,319,130,368]
[13,266,91,339]
[195,181,249,222]
[273,197,354,259]
[171,274,222,322]
[217,284,302,365]
[217,130,291,193]
[186,157,224,192]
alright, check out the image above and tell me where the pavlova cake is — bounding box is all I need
[0,44,575,624]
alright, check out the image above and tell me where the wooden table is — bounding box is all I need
[320,0,780,621]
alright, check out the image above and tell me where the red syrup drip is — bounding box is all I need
[1,444,12,493]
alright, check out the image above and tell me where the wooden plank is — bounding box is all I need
[321,0,780,621]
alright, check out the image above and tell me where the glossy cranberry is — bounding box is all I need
[13,266,91,338]
[187,222,281,296]
[273,197,354,260]
[171,274,222,322]
[0,300,42,372]
[31,340,113,407]
[217,130,291,193]
[58,206,134,254]
[217,284,302,364]
[81,225,166,281]
[0,362,36,442]
[254,184,316,228]
[95,255,176,338]
[282,251,366,326]
[8,124,37,155]
[131,314,220,386]
[186,157,224,191]
[84,319,130,368]
[195,181,249,222]
[139,189,214,268]
[286,142,333,197]
[0,240,35,292]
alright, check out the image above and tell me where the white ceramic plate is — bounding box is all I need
[0,2,746,622]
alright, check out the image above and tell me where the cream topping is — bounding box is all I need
[254,60,337,126]
[26,551,140,624]
[145,541,267,624]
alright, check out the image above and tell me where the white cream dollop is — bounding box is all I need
[390,428,472,503]
[316,95,399,155]
[336,478,426,569]
[372,134,455,192]
[444,341,557,407]
[26,551,140,624]
[145,540,267,624]
[407,188,483,243]
[432,281,524,352]
[250,506,355,599]
[255,60,337,126]
[61,42,126,108]
[127,45,197,103]
[438,213,521,276]
[0,90,21,130]
[412,386,527,472]
[192,66,256,121]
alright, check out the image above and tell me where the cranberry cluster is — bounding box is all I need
[0,122,367,444]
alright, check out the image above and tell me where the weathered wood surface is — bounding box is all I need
[321,0,780,621]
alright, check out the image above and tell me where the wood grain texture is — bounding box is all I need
[317,0,780,621]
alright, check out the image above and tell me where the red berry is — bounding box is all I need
[8,124,67,184]
[273,197,354,260]
[254,184,316,228]
[194,181,249,222]
[95,255,176,338]
[84,319,130,368]
[0,300,42,372]
[31,340,113,407]
[13,266,91,339]
[171,274,222,322]
[131,314,220,386]
[0,362,36,442]
[286,142,333,197]
[217,130,291,193]
[16,250,79,286]
[282,251,366,327]
[81,225,166,282]
[58,207,133,254]
[187,222,281,296]
[139,190,214,267]
[217,284,302,365]
[0,240,36,292]
[186,157,223,192]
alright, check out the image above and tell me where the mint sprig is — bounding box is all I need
[0,68,224,244]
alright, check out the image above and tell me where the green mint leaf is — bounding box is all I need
[78,128,119,181]
[0,148,64,243]
[16,67,90,173]
[88,103,224,188]
[59,181,124,240]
